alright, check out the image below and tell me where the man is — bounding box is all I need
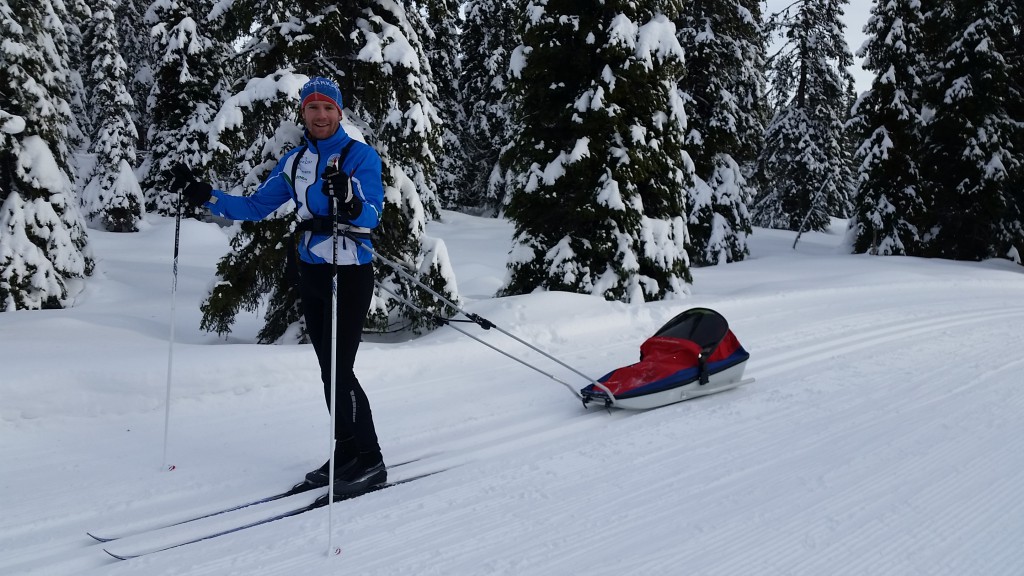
[173,76,386,497]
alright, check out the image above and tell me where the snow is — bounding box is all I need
[1,110,26,135]
[3,212,1024,575]
[523,138,591,192]
[19,134,73,195]
[635,14,684,69]
[608,14,640,50]
[208,72,308,153]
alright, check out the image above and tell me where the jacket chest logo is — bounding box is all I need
[295,155,317,184]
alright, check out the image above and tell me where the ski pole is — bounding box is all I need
[161,180,182,471]
[326,162,341,557]
[342,231,617,404]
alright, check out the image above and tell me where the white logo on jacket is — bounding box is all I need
[288,151,366,266]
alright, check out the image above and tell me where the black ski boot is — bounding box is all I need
[300,436,360,489]
[301,456,359,489]
[332,456,387,498]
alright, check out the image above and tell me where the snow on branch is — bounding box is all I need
[1,110,25,135]
[207,71,307,153]
[525,138,591,192]
[636,15,684,70]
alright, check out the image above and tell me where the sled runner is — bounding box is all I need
[581,307,753,410]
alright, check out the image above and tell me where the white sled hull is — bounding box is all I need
[603,362,753,410]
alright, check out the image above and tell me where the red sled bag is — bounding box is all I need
[582,308,751,410]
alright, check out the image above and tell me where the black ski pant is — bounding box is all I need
[297,260,381,460]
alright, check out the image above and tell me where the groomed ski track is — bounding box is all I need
[2,216,1023,575]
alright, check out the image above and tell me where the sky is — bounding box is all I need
[2,210,1023,575]
[763,0,874,93]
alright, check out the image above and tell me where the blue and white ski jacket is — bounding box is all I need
[205,127,384,265]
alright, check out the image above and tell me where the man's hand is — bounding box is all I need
[323,168,362,221]
[170,163,213,208]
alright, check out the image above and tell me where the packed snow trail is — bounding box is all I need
[2,214,1023,575]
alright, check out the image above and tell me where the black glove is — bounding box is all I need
[322,167,363,221]
[170,163,213,208]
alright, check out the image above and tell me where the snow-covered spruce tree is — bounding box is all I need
[761,8,794,122]
[916,1,1022,261]
[752,0,855,232]
[676,0,765,266]
[457,0,522,215]
[0,0,94,311]
[200,72,307,344]
[198,0,323,345]
[115,0,154,153]
[501,0,693,302]
[196,0,310,344]
[80,0,144,232]
[142,0,230,216]
[846,0,928,256]
[63,0,92,150]
[1009,8,1024,264]
[291,0,444,223]
[836,76,857,218]
[333,0,456,332]
[200,0,458,338]
[412,0,466,210]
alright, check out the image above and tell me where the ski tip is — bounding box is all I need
[103,548,134,561]
[86,532,115,543]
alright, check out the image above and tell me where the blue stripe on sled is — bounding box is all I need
[585,347,750,400]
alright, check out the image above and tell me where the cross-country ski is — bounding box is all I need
[101,468,450,560]
[86,456,432,543]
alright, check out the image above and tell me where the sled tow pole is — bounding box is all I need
[341,231,617,406]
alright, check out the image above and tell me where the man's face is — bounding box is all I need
[302,100,341,140]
